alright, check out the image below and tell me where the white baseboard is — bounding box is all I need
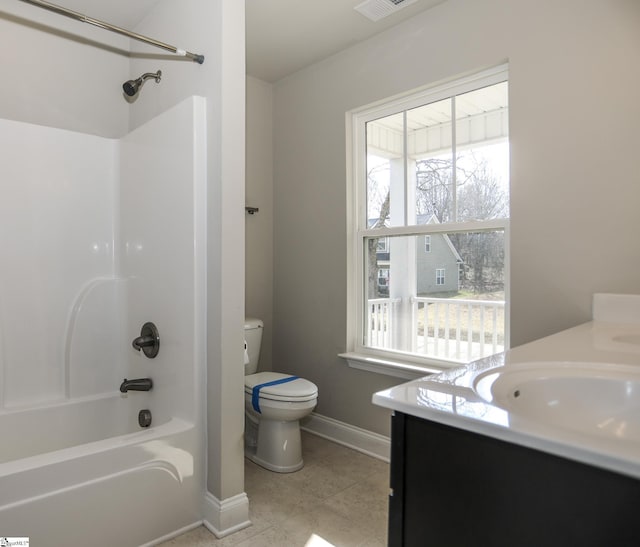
[144,521,202,546]
[203,491,251,539]
[301,412,390,462]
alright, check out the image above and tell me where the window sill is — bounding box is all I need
[338,352,443,380]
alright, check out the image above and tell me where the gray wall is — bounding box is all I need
[268,0,640,436]
[246,76,274,372]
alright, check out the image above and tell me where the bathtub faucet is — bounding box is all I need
[132,335,157,351]
[120,378,153,393]
[132,322,160,359]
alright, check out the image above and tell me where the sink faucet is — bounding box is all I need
[120,378,153,393]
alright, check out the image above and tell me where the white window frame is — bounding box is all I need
[342,64,510,379]
[424,235,431,253]
[436,268,446,286]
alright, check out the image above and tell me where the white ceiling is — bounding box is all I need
[23,0,446,83]
[246,0,447,83]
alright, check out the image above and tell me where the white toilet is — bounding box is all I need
[244,318,318,473]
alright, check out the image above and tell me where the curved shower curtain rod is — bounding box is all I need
[17,0,205,64]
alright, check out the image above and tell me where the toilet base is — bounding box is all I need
[244,417,305,473]
[246,448,304,473]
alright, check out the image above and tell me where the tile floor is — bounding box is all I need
[159,431,390,546]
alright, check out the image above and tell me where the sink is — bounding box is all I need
[473,362,640,442]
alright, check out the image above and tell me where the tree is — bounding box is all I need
[415,158,453,222]
[367,147,508,297]
[414,151,508,294]
[367,162,390,298]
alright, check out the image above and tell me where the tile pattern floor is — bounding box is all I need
[159,431,390,546]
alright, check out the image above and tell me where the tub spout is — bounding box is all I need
[120,378,153,393]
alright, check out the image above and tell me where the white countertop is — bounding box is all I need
[373,318,640,480]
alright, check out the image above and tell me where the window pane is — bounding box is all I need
[366,113,403,227]
[365,230,505,362]
[455,82,509,221]
[408,99,454,223]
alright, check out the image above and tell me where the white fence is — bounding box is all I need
[367,298,400,348]
[367,296,505,363]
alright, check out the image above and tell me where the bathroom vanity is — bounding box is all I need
[374,294,640,546]
[387,411,640,546]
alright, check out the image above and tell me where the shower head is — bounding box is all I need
[122,70,162,98]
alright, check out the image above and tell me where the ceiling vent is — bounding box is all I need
[354,0,419,22]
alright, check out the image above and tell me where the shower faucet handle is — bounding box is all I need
[132,322,160,358]
[132,335,156,349]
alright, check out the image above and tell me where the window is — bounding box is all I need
[346,65,509,373]
[377,268,390,295]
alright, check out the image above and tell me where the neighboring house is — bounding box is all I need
[416,214,463,294]
[375,214,462,296]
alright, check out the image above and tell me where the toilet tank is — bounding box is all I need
[244,318,263,375]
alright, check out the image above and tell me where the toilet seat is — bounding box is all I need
[244,372,318,403]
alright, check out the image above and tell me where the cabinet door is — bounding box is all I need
[390,412,640,547]
[388,411,406,547]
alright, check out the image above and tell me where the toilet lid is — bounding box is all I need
[245,372,318,402]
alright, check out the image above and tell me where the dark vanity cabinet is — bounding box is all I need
[388,412,640,547]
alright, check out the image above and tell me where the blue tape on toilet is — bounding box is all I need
[252,376,299,413]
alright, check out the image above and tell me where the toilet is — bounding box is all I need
[244,318,318,473]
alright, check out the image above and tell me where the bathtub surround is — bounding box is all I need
[0,118,118,406]
[0,97,207,545]
[0,0,248,541]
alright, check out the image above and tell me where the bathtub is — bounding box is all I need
[0,393,202,546]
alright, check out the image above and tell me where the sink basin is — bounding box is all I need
[473,362,640,442]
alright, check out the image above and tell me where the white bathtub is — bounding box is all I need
[0,97,207,545]
[0,393,202,546]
